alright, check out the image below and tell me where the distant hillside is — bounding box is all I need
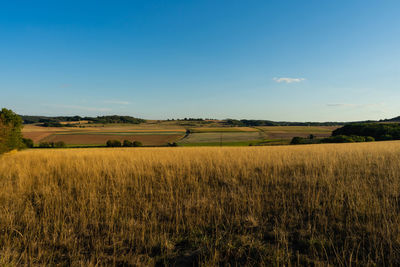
[20,115,146,125]
[381,116,400,122]
[223,119,344,127]
[19,114,400,127]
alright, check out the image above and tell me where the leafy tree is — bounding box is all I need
[123,140,133,147]
[22,138,34,148]
[0,108,24,153]
[54,141,66,148]
[365,136,375,142]
[132,141,143,147]
[39,142,52,148]
[291,137,305,145]
[321,135,355,143]
[106,140,121,147]
[168,142,178,147]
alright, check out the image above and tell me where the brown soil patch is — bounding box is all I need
[23,132,54,142]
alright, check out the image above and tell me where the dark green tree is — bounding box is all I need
[54,141,66,148]
[22,138,34,148]
[106,140,122,147]
[0,108,24,153]
[132,141,143,147]
[123,140,133,147]
[290,137,305,145]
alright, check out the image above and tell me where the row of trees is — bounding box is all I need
[106,140,179,147]
[224,119,342,127]
[38,141,66,148]
[106,140,143,147]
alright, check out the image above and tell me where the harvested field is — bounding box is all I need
[257,126,338,139]
[22,124,70,132]
[40,134,184,146]
[22,131,54,142]
[189,127,258,132]
[179,132,262,144]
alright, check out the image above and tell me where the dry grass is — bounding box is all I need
[1,142,400,265]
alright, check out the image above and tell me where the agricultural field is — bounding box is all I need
[179,126,338,146]
[22,121,339,147]
[178,132,263,145]
[1,142,400,265]
[256,126,337,139]
[22,123,186,146]
[22,122,338,147]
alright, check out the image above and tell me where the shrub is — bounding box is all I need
[321,135,355,143]
[350,135,366,142]
[22,138,34,148]
[123,140,133,147]
[39,142,52,148]
[168,142,178,147]
[132,141,143,147]
[54,141,66,148]
[291,137,305,145]
[106,140,121,147]
[380,134,393,141]
[365,136,375,142]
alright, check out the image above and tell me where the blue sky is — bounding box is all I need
[1,0,400,121]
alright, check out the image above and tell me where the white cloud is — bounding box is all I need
[103,100,131,105]
[273,77,305,83]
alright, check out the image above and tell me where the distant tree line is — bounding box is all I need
[332,123,400,141]
[291,123,400,145]
[20,115,146,126]
[166,118,218,121]
[106,139,178,147]
[224,119,343,127]
[39,141,66,148]
[106,140,143,147]
[291,135,375,145]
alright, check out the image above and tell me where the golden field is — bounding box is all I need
[1,142,400,266]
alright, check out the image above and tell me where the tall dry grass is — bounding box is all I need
[1,143,400,266]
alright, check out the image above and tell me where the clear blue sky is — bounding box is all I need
[1,0,400,121]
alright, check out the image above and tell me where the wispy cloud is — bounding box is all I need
[103,100,131,105]
[326,103,357,107]
[273,77,305,83]
[327,103,385,108]
[44,104,112,112]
